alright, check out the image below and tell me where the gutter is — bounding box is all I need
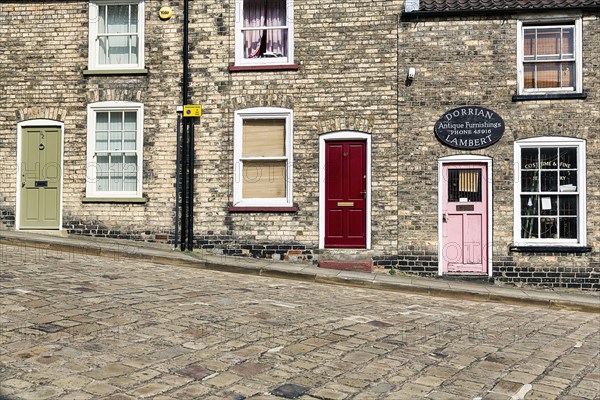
[401,6,600,20]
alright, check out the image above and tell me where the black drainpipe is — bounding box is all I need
[180,0,191,251]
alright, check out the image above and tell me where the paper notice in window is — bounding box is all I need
[541,197,552,210]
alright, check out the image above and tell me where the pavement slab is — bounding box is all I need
[1,239,599,399]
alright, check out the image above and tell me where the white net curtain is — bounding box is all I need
[243,0,288,59]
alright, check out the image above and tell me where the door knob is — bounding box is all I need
[443,213,448,223]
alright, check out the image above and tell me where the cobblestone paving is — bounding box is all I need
[0,244,599,400]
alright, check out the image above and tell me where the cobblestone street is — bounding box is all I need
[1,243,598,400]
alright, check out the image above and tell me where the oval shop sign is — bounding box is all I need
[434,106,505,150]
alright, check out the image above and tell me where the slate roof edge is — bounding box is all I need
[401,5,600,19]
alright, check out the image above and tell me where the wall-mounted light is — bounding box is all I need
[407,67,416,80]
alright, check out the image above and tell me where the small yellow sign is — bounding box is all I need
[159,6,173,20]
[183,105,202,118]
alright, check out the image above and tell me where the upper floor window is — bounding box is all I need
[233,108,293,207]
[517,17,582,94]
[235,0,294,67]
[514,137,586,246]
[86,102,144,198]
[88,1,145,71]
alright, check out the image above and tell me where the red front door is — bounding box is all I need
[441,163,488,274]
[325,141,367,248]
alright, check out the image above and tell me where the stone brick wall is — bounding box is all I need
[397,12,599,289]
[1,2,598,290]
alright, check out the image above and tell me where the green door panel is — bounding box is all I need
[20,127,62,229]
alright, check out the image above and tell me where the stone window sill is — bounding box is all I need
[83,69,149,76]
[509,245,592,253]
[229,64,300,73]
[82,197,148,204]
[228,206,298,213]
[512,92,587,102]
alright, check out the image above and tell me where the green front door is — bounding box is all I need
[20,127,62,229]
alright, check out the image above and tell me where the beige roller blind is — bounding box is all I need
[243,119,285,157]
[242,161,286,198]
[459,170,479,193]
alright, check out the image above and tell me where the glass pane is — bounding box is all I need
[110,131,122,151]
[96,131,108,151]
[537,63,561,88]
[107,35,130,64]
[124,175,137,192]
[521,217,538,239]
[559,217,577,239]
[124,155,137,174]
[99,6,106,34]
[110,175,123,192]
[521,195,538,216]
[110,112,123,131]
[242,119,285,157]
[540,171,557,192]
[123,131,136,150]
[540,195,557,216]
[561,62,574,87]
[107,5,129,34]
[536,28,561,58]
[447,169,482,202]
[130,35,138,65]
[99,36,109,64]
[265,29,288,57]
[130,5,138,33]
[243,28,288,59]
[123,112,136,130]
[559,171,577,190]
[540,217,558,239]
[559,147,577,169]
[524,64,534,89]
[243,0,286,28]
[521,171,538,192]
[242,161,286,198]
[540,148,557,169]
[559,195,577,216]
[96,155,109,192]
[96,112,109,130]
[521,148,538,169]
[523,29,535,58]
[562,27,574,57]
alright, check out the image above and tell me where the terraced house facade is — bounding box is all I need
[0,0,598,289]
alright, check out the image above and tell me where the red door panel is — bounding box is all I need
[325,141,367,248]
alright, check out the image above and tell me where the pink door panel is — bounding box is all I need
[441,163,488,274]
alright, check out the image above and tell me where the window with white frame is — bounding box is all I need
[87,102,144,198]
[514,137,586,246]
[517,17,582,94]
[235,0,294,66]
[88,1,145,70]
[233,108,293,207]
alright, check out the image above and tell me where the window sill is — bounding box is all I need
[82,197,147,204]
[512,92,587,102]
[229,64,300,73]
[228,206,298,213]
[83,69,149,76]
[509,244,592,253]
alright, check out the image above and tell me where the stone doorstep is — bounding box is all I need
[318,260,373,273]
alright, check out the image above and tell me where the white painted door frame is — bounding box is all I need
[438,155,493,277]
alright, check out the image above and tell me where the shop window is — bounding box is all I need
[514,137,586,246]
[234,0,294,67]
[233,108,293,207]
[86,102,144,198]
[517,18,582,95]
[88,1,145,71]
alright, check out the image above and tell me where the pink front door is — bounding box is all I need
[441,163,488,274]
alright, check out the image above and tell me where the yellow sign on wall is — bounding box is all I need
[159,6,173,20]
[183,105,202,117]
